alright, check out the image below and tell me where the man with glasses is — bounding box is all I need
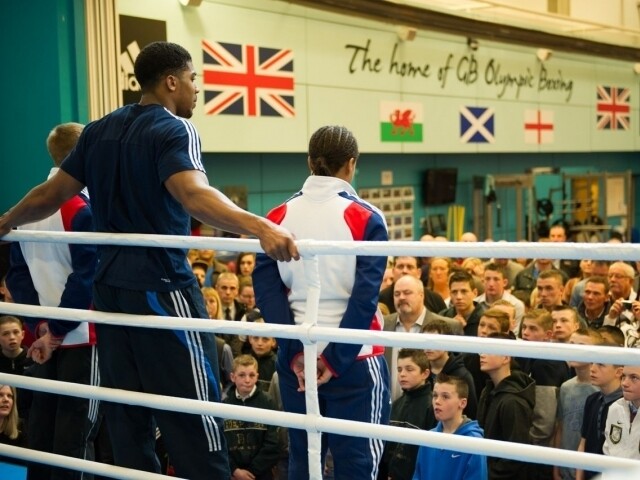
[605,262,637,323]
[604,262,639,347]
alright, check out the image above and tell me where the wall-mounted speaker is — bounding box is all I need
[422,168,458,206]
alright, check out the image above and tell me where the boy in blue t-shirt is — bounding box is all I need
[413,373,487,480]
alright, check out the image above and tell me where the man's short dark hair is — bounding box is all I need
[435,373,469,399]
[422,319,453,335]
[393,256,420,267]
[484,262,506,278]
[597,325,625,346]
[134,41,192,90]
[538,269,565,286]
[448,270,474,289]
[397,348,430,372]
[552,305,579,323]
[584,275,609,292]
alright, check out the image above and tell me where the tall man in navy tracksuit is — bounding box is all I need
[0,42,297,480]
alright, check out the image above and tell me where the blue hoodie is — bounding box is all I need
[412,418,487,480]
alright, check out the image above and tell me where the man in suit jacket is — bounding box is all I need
[216,272,246,355]
[383,275,463,400]
[216,272,246,321]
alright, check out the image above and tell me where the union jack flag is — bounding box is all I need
[202,39,294,117]
[596,85,630,130]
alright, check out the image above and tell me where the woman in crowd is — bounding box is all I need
[429,257,453,306]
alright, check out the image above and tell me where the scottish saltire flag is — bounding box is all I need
[524,109,554,144]
[379,101,423,142]
[596,85,630,130]
[460,106,495,143]
[202,39,294,117]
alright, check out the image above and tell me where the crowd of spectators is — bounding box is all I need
[2,223,640,479]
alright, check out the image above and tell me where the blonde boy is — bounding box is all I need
[477,308,511,339]
[520,309,553,342]
[223,355,280,480]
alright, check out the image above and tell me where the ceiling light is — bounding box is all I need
[397,26,417,42]
[536,48,553,62]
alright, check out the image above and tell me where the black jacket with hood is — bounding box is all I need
[477,369,536,480]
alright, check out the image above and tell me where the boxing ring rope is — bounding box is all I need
[1,230,640,480]
[4,229,640,261]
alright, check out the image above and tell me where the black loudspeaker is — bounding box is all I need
[422,168,458,206]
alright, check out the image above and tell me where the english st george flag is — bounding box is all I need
[596,85,630,130]
[524,109,554,144]
[202,39,295,117]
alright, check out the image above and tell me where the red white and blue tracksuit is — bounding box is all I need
[254,175,390,480]
[7,168,99,480]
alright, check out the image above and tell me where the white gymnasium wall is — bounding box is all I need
[117,0,640,153]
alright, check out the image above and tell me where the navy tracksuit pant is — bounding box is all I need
[278,354,390,480]
[27,345,100,480]
[93,282,229,480]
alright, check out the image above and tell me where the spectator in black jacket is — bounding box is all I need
[478,332,535,480]
[422,319,478,419]
[439,271,485,337]
[378,349,435,480]
[0,316,32,376]
[224,355,280,480]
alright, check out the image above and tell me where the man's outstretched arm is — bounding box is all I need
[165,169,299,262]
[0,169,84,237]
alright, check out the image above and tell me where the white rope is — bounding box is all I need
[300,255,323,479]
[1,302,639,366]
[2,372,639,477]
[0,443,179,480]
[2,229,640,479]
[4,229,640,261]
[2,305,640,478]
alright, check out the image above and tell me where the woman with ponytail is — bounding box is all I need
[254,125,390,480]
